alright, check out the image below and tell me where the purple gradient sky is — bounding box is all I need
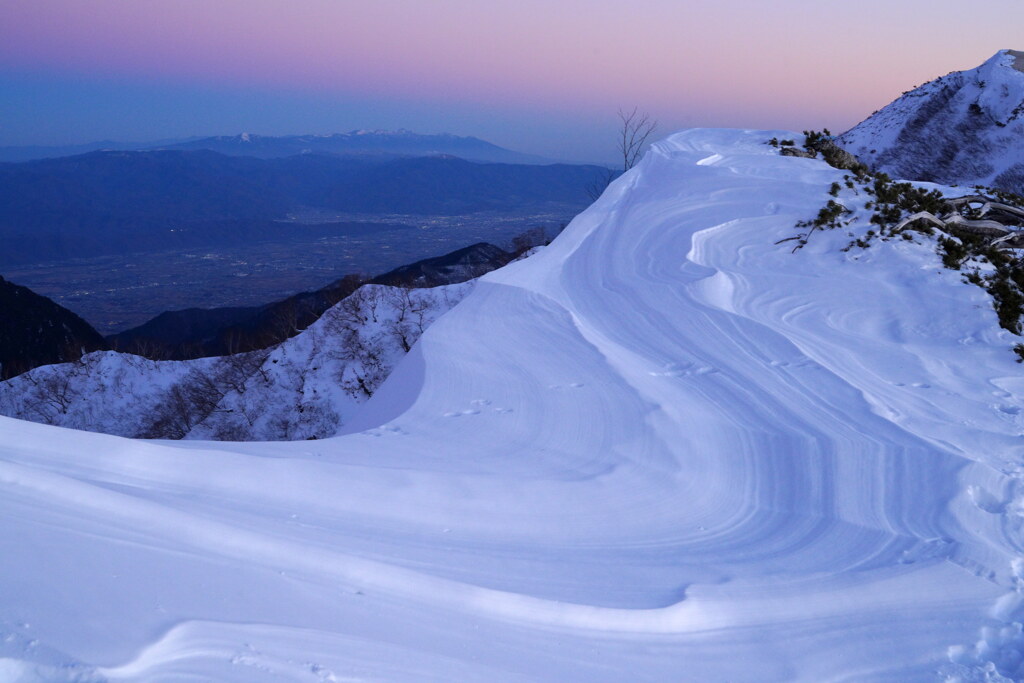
[2,0,1022,162]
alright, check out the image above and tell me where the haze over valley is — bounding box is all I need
[0,133,598,332]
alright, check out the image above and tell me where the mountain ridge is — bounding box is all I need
[107,241,519,359]
[839,49,1024,194]
[0,130,559,165]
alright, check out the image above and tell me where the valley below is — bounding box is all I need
[4,208,572,334]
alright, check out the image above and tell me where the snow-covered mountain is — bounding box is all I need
[839,49,1024,194]
[2,129,1024,681]
[0,283,469,441]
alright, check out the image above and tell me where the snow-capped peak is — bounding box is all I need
[838,50,1024,194]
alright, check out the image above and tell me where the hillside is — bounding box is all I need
[0,129,1022,680]
[0,275,108,379]
[0,282,469,440]
[839,49,1024,194]
[105,274,367,360]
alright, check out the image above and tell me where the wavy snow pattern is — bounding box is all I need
[1,129,1022,681]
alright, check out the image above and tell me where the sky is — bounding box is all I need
[1,0,1023,163]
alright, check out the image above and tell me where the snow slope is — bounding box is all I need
[839,50,1024,194]
[3,129,1024,681]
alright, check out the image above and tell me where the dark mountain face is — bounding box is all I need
[371,242,514,287]
[0,150,604,266]
[107,275,366,360]
[0,276,109,379]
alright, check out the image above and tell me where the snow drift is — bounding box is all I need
[2,129,1024,681]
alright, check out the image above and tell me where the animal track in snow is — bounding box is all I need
[649,361,717,377]
[444,399,513,417]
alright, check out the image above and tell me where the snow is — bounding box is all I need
[2,128,1024,680]
[0,283,470,441]
[839,50,1024,193]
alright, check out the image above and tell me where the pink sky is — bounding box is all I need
[2,0,1022,160]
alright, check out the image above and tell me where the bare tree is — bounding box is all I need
[508,226,549,256]
[588,107,658,200]
[21,370,77,424]
[618,106,657,171]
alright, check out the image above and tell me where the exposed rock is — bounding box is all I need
[812,140,868,173]
[780,146,816,159]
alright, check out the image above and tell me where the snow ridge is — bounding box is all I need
[1,129,1023,680]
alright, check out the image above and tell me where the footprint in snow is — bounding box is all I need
[898,537,955,564]
[443,408,483,417]
[308,662,336,680]
[650,362,692,377]
[968,485,1009,514]
[366,425,409,436]
[650,362,717,377]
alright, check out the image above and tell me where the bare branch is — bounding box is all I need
[618,107,658,171]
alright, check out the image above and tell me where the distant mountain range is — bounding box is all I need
[839,49,1024,195]
[0,149,605,266]
[0,137,205,163]
[158,130,557,165]
[0,130,557,165]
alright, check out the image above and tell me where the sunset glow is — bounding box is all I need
[2,0,1022,160]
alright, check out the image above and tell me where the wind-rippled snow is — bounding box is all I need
[2,129,1023,681]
